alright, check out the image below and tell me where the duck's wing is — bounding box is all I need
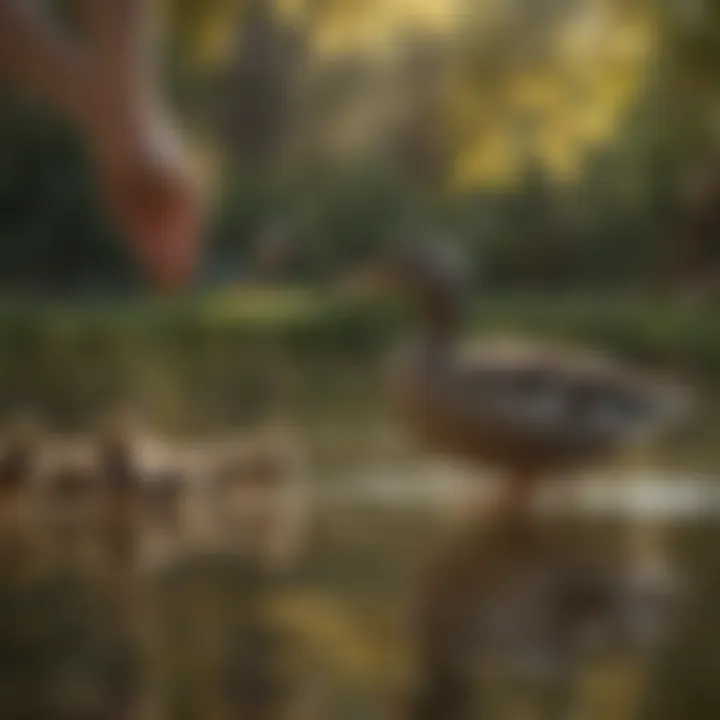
[444,339,688,456]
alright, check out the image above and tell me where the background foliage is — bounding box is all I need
[3,0,720,294]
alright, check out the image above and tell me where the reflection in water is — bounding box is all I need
[0,431,702,720]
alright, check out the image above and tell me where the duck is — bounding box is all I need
[352,240,688,511]
[93,409,149,587]
[208,428,309,570]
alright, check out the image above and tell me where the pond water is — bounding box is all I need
[288,460,720,720]
[0,430,718,720]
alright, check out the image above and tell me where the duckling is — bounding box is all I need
[143,468,185,532]
[349,241,689,719]
[42,454,102,576]
[138,465,187,571]
[94,409,146,588]
[96,408,144,495]
[159,432,309,720]
[210,429,309,571]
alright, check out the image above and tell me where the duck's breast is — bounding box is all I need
[386,341,506,461]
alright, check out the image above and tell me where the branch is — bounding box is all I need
[0,0,87,122]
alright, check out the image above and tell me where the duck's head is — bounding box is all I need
[347,239,468,331]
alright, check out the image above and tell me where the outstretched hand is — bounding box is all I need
[98,137,203,292]
[0,0,205,292]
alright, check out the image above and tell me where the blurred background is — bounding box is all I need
[1,0,720,718]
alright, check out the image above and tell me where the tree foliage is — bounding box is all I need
[2,0,720,290]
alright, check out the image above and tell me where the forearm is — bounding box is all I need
[0,0,88,121]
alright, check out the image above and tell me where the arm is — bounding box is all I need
[0,0,88,121]
[0,0,202,291]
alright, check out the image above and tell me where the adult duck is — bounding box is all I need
[352,241,687,506]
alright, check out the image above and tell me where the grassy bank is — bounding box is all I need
[0,288,715,430]
[0,288,715,360]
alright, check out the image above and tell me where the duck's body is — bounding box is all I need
[389,334,682,476]
[361,241,686,483]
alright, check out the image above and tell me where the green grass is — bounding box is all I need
[0,287,716,367]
